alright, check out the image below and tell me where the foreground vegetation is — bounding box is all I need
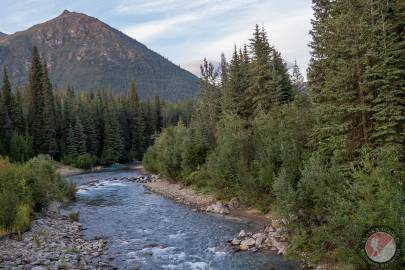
[0,155,75,236]
[144,1,405,268]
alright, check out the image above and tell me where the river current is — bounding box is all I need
[64,165,300,270]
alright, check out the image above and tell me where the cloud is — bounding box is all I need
[120,0,259,42]
[122,14,198,41]
[114,0,211,14]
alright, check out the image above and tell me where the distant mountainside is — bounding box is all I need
[0,10,199,100]
[0,32,7,38]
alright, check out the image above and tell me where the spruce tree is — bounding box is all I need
[220,53,229,86]
[66,123,77,156]
[308,0,372,159]
[248,25,273,115]
[0,93,12,154]
[29,47,46,155]
[40,62,57,157]
[367,0,405,155]
[154,95,163,133]
[74,117,87,155]
[142,99,155,148]
[1,67,13,127]
[102,108,124,163]
[291,59,305,93]
[272,49,293,104]
[223,47,250,118]
[127,81,145,160]
[11,87,26,134]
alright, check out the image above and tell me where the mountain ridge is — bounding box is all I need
[0,10,199,100]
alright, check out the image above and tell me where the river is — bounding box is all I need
[63,165,300,270]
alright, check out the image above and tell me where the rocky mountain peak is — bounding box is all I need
[0,11,199,100]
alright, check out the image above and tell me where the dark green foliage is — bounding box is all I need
[66,124,77,156]
[74,118,87,155]
[9,132,33,162]
[1,67,13,126]
[366,0,405,156]
[126,81,145,160]
[272,49,293,104]
[41,62,57,157]
[102,108,124,164]
[248,25,274,115]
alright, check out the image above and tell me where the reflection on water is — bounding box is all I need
[64,167,300,270]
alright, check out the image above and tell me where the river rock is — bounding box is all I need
[231,238,241,245]
[240,238,256,251]
[31,267,47,270]
[264,225,276,233]
[205,201,230,214]
[238,230,246,238]
[227,197,239,209]
[253,233,266,248]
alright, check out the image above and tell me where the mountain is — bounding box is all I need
[0,10,199,100]
[0,32,7,38]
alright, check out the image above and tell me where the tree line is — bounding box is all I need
[143,1,404,268]
[0,47,193,168]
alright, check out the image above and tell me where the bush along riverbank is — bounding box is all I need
[0,155,76,237]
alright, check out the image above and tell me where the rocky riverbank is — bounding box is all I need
[144,175,217,209]
[143,174,288,251]
[0,207,112,269]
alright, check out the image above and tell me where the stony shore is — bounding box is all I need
[143,175,288,252]
[0,206,112,270]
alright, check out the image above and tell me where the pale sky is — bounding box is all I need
[0,0,313,77]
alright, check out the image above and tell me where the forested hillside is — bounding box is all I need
[143,1,404,268]
[0,47,193,168]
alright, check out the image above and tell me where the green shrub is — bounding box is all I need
[143,122,188,179]
[24,155,64,211]
[0,157,30,233]
[204,115,254,198]
[0,155,76,234]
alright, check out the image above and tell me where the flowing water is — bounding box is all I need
[64,165,300,270]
